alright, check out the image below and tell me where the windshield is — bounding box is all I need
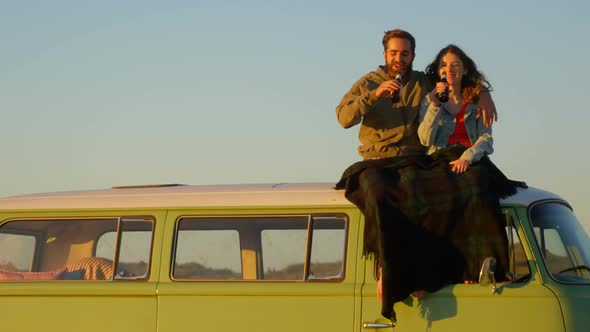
[530,202,590,284]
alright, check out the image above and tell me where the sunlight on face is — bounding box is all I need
[383,38,414,76]
[438,52,465,85]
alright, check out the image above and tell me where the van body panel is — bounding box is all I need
[0,183,353,210]
[0,184,588,331]
[360,205,566,331]
[0,282,157,331]
[157,283,357,331]
[361,263,564,332]
[156,208,364,332]
[515,201,590,332]
[0,210,162,331]
[552,286,590,332]
[0,293,156,331]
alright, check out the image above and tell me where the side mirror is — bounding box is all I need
[479,256,498,294]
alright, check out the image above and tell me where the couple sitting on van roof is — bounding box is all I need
[335,29,525,322]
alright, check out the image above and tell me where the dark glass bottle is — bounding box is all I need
[391,72,402,103]
[438,73,449,103]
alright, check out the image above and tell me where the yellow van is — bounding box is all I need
[0,183,588,331]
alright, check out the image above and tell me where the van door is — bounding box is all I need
[360,208,564,332]
[156,210,364,332]
[0,213,162,332]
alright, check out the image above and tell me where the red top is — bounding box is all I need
[447,102,472,147]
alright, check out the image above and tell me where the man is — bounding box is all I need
[336,29,496,160]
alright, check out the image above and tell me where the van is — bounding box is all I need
[0,183,588,331]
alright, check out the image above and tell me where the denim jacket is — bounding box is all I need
[418,94,493,162]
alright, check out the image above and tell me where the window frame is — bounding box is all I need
[0,227,41,272]
[527,200,590,285]
[503,208,532,283]
[171,213,349,283]
[0,215,155,281]
[96,217,156,280]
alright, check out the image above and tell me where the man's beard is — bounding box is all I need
[386,62,413,79]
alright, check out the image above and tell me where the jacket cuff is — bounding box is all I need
[460,150,475,163]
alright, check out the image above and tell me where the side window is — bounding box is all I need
[174,228,242,280]
[530,202,590,283]
[0,217,153,282]
[309,216,346,280]
[96,218,154,279]
[533,228,569,274]
[0,233,35,272]
[505,211,531,282]
[172,215,347,281]
[261,225,307,280]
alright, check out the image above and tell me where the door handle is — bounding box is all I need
[362,322,396,329]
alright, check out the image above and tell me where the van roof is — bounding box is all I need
[0,183,563,211]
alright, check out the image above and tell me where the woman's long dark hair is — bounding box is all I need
[425,44,492,104]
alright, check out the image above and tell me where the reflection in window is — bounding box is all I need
[309,217,346,280]
[534,228,570,274]
[0,233,35,272]
[174,228,242,280]
[261,228,307,280]
[505,214,531,282]
[0,218,154,282]
[0,219,119,281]
[97,218,154,279]
[530,202,590,283]
[173,215,347,282]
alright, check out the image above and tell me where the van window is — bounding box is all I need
[309,216,346,279]
[96,218,154,279]
[505,211,531,282]
[172,215,347,281]
[530,202,590,284]
[0,217,154,281]
[174,229,242,279]
[0,233,35,271]
[261,226,307,280]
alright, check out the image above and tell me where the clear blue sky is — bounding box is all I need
[1,1,589,231]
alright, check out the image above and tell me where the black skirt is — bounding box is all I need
[335,145,526,321]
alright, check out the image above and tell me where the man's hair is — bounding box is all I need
[382,29,416,53]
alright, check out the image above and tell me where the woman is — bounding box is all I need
[418,44,494,173]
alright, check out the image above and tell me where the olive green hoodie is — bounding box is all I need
[337,66,432,159]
